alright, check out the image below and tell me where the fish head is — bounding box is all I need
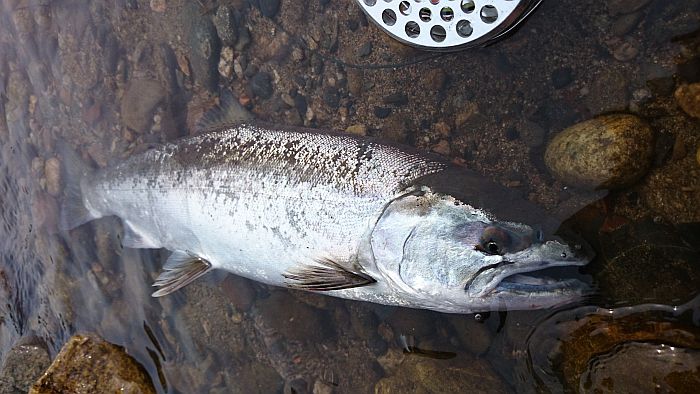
[371,189,591,313]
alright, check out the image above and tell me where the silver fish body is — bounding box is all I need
[66,123,590,313]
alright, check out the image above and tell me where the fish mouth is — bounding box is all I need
[493,268,589,295]
[466,240,592,298]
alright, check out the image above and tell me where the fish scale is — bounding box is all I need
[84,124,444,284]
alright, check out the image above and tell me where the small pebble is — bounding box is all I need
[218,47,234,79]
[612,37,639,62]
[674,83,700,118]
[150,0,166,13]
[213,6,238,47]
[357,42,372,57]
[432,140,451,156]
[345,124,367,136]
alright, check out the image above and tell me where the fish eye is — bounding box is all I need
[486,240,500,254]
[475,226,513,255]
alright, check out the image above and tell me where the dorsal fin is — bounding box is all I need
[152,251,212,297]
[195,90,253,133]
[283,258,376,291]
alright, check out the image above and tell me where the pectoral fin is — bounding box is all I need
[152,251,212,297]
[283,258,376,291]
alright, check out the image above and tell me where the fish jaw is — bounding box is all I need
[465,240,591,299]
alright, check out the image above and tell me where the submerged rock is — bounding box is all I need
[375,356,508,394]
[675,83,700,118]
[30,334,155,394]
[0,340,51,393]
[579,342,700,392]
[560,310,700,392]
[544,114,654,190]
[120,79,166,133]
[186,9,221,92]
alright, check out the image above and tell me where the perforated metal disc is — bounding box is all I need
[355,0,542,51]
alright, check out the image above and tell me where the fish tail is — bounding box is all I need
[58,142,98,231]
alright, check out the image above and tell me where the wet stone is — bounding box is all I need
[554,307,700,391]
[611,37,639,62]
[31,334,155,394]
[357,41,372,57]
[580,343,700,392]
[149,0,166,13]
[375,356,508,394]
[213,5,239,47]
[0,341,51,394]
[545,114,654,190]
[120,79,166,133]
[187,11,221,92]
[345,124,367,136]
[250,72,274,99]
[674,83,700,118]
[218,46,235,79]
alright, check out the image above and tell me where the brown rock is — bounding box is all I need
[150,0,166,13]
[556,309,700,391]
[347,68,364,97]
[674,83,700,118]
[121,79,166,133]
[31,334,156,394]
[345,124,367,136]
[544,114,654,189]
[431,140,451,156]
[375,356,508,394]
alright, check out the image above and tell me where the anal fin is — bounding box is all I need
[283,258,376,291]
[152,251,212,297]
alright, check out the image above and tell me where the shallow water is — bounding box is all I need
[1,0,699,392]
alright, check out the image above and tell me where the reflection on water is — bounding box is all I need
[1,0,699,392]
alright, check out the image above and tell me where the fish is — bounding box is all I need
[60,120,591,314]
